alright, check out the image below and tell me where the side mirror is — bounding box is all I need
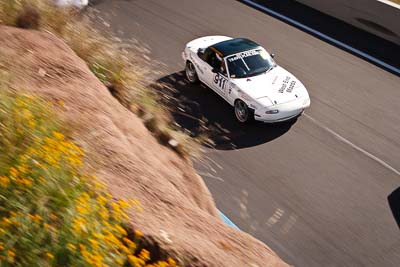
[270,53,275,59]
[212,68,219,73]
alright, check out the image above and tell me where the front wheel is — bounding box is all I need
[234,100,253,123]
[185,61,199,83]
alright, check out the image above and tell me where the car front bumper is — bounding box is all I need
[254,97,310,123]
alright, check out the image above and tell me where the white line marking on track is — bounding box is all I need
[266,208,285,227]
[304,113,400,176]
[242,0,400,75]
[281,214,298,234]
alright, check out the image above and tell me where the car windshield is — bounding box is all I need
[226,48,275,78]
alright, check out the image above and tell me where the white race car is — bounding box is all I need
[182,36,310,123]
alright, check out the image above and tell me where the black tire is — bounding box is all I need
[234,99,254,123]
[185,61,199,84]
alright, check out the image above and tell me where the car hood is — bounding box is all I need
[232,66,309,105]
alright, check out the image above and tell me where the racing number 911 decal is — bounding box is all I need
[213,73,228,90]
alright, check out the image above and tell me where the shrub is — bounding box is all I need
[16,5,40,29]
[0,93,178,266]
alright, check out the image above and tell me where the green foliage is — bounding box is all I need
[0,94,178,267]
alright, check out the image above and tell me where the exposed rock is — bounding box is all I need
[0,26,289,267]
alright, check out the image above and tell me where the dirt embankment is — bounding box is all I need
[0,25,289,267]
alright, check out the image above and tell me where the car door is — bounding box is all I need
[195,48,213,84]
[203,50,230,99]
[210,57,230,100]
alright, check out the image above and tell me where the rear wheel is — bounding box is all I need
[234,99,253,123]
[185,61,199,83]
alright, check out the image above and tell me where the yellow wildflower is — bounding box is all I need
[35,214,42,221]
[2,217,11,226]
[93,255,104,266]
[120,244,130,254]
[29,214,42,222]
[28,119,36,128]
[129,199,141,206]
[72,217,86,233]
[57,99,65,107]
[0,176,10,187]
[94,181,107,190]
[115,224,127,236]
[17,164,27,173]
[81,192,90,202]
[53,131,64,140]
[128,255,145,266]
[16,178,32,187]
[15,98,26,107]
[77,205,88,215]
[104,232,119,246]
[167,257,177,266]
[46,252,54,260]
[118,199,130,209]
[25,178,33,187]
[9,167,18,177]
[134,229,143,238]
[67,243,77,251]
[121,212,129,220]
[116,258,124,265]
[123,237,136,250]
[7,250,15,257]
[68,156,82,167]
[99,208,109,220]
[139,249,150,261]
[21,109,33,120]
[89,238,99,249]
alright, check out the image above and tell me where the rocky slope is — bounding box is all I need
[0,25,289,267]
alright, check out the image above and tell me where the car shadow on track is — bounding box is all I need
[153,71,295,150]
[388,187,400,229]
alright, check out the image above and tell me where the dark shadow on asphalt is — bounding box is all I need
[153,72,295,150]
[388,187,400,229]
[238,0,400,76]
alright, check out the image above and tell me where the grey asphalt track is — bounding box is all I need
[92,1,400,266]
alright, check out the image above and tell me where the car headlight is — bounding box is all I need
[265,110,279,114]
